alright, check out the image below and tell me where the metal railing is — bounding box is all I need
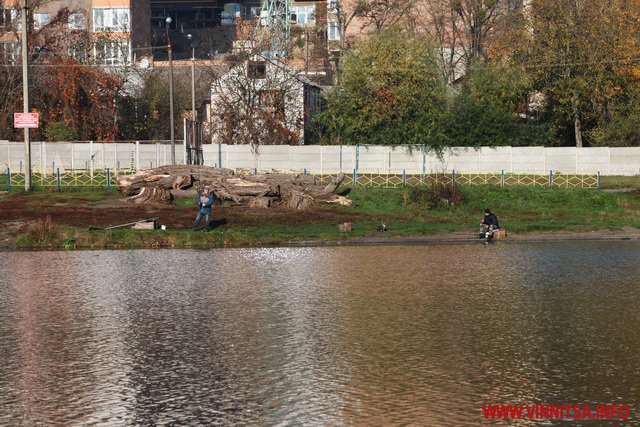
[315,172,599,189]
[2,169,599,192]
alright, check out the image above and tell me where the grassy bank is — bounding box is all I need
[1,181,640,250]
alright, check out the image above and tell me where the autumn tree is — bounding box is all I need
[318,28,448,147]
[118,70,191,141]
[0,2,129,141]
[522,0,640,147]
[445,61,550,146]
[416,0,522,83]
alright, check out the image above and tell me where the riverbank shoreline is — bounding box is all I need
[2,184,640,251]
[2,227,640,252]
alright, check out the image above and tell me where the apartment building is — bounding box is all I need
[1,0,334,68]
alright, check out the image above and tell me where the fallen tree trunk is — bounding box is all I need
[118,166,347,209]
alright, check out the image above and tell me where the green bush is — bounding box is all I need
[44,122,78,142]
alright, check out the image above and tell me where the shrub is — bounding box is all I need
[44,122,78,142]
[429,182,465,208]
[405,183,465,209]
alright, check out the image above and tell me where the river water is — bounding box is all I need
[0,242,639,426]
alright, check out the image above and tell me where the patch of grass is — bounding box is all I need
[600,175,640,189]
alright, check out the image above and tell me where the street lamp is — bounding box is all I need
[187,33,197,165]
[166,16,175,164]
[187,34,196,122]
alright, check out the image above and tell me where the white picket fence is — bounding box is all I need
[1,141,639,176]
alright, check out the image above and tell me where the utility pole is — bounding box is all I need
[21,0,31,190]
[166,16,175,164]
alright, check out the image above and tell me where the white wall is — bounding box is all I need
[2,142,639,175]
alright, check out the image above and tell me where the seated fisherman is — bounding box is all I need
[479,208,500,237]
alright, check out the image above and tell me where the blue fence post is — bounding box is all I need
[57,168,61,192]
[549,169,553,187]
[107,168,111,192]
[218,143,222,168]
[304,168,307,176]
[339,145,343,172]
[254,168,257,175]
[452,169,456,184]
[597,171,601,192]
[501,169,505,187]
[19,161,22,174]
[7,167,10,192]
[355,144,359,172]
[353,169,358,186]
[402,169,406,186]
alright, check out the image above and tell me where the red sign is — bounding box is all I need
[14,113,39,129]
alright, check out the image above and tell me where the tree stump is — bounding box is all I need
[338,222,352,232]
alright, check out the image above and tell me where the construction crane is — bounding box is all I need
[254,0,291,59]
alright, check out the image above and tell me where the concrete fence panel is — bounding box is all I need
[477,147,513,173]
[358,145,388,173]
[545,147,578,174]
[389,146,423,174]
[290,145,321,172]
[576,147,610,175]
[511,147,546,173]
[609,148,640,176]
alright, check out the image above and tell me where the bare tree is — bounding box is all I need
[210,57,309,148]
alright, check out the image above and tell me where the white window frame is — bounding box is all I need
[68,12,84,30]
[328,21,340,41]
[0,41,19,63]
[33,13,50,29]
[93,38,130,65]
[292,5,315,26]
[92,8,130,32]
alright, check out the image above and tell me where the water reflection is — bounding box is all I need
[0,242,639,425]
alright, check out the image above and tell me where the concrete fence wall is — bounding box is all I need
[2,142,640,175]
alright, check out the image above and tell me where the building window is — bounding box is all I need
[0,41,19,64]
[93,8,130,32]
[328,22,340,40]
[249,7,260,18]
[68,12,84,30]
[248,61,267,79]
[292,5,315,26]
[68,44,88,63]
[33,13,50,29]
[93,38,130,65]
[0,8,18,29]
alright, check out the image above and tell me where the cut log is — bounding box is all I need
[249,197,273,208]
[322,195,353,206]
[286,190,314,210]
[128,187,172,204]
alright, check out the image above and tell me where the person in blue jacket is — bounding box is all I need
[192,186,215,232]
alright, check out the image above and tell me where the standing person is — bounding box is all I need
[479,208,500,238]
[193,186,214,232]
